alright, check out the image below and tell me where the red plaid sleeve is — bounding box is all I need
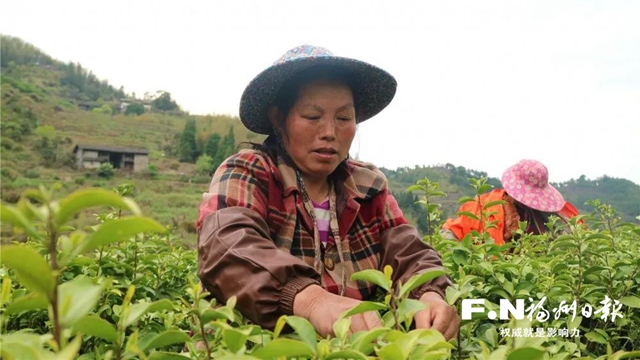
[378,190,452,299]
[379,188,410,229]
[197,150,270,231]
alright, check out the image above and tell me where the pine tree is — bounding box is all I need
[212,127,236,169]
[179,119,197,162]
[221,126,236,158]
[204,133,221,159]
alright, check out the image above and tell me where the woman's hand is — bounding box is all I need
[415,291,460,340]
[293,285,382,337]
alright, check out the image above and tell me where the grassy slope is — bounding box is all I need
[1,39,637,246]
[1,62,263,244]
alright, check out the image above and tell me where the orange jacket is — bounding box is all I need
[442,189,581,245]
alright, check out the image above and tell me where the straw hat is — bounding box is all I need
[239,44,397,135]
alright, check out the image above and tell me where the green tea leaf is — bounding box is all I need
[339,301,387,319]
[583,265,607,278]
[619,296,640,308]
[0,203,41,240]
[350,328,389,355]
[397,298,427,325]
[483,200,506,209]
[325,350,368,360]
[1,278,12,304]
[610,351,640,360]
[6,293,48,315]
[585,331,607,344]
[251,338,314,359]
[490,347,509,360]
[457,211,479,221]
[333,318,351,340]
[458,196,476,205]
[550,240,577,251]
[147,352,193,360]
[478,183,493,194]
[285,316,317,349]
[351,269,391,292]
[124,299,173,328]
[202,306,235,324]
[383,265,393,281]
[222,327,249,353]
[586,233,611,241]
[81,217,165,253]
[406,185,422,192]
[140,330,191,352]
[507,347,545,360]
[72,315,117,342]
[398,269,447,299]
[0,245,54,301]
[59,276,105,327]
[55,188,141,226]
[56,335,83,360]
[377,343,404,360]
[0,343,42,360]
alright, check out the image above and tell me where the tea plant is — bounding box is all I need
[1,180,639,360]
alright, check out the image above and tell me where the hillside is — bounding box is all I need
[0,35,262,174]
[1,35,638,243]
[383,164,640,232]
[0,35,264,242]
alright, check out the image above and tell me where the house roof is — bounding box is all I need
[73,144,149,155]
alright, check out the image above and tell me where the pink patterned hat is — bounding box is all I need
[501,160,566,212]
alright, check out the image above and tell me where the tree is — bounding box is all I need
[221,126,236,157]
[34,125,60,164]
[125,103,145,116]
[92,103,113,115]
[213,127,236,169]
[204,133,221,159]
[196,154,214,175]
[152,91,178,111]
[97,163,115,179]
[179,119,197,162]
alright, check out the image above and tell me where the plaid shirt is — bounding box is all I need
[197,149,451,328]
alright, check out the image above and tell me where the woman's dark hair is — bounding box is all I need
[248,65,359,162]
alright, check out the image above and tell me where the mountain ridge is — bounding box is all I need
[2,34,638,230]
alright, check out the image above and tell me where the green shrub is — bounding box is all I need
[0,181,638,360]
[124,103,145,116]
[193,175,211,184]
[24,169,40,178]
[91,103,113,115]
[74,176,86,185]
[10,177,33,188]
[97,163,115,179]
[1,189,20,203]
[147,164,158,179]
[1,167,17,180]
[195,154,214,175]
[1,137,17,150]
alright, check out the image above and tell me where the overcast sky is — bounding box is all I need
[3,0,639,184]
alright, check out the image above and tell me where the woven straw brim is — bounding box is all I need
[239,56,397,135]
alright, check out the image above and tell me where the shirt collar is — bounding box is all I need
[273,152,385,201]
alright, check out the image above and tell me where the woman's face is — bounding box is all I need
[272,79,357,181]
